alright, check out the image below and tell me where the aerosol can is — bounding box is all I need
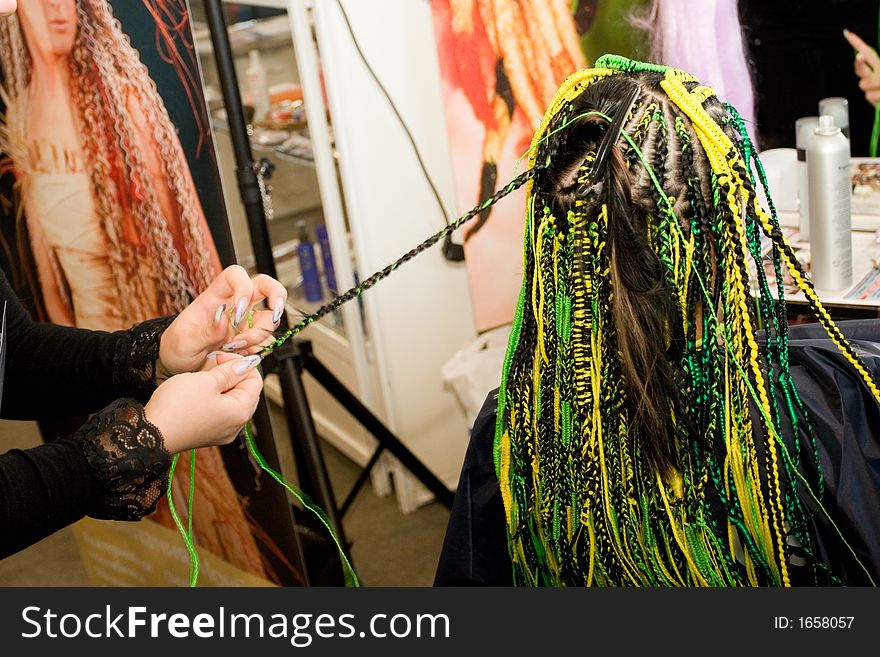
[807,114,852,291]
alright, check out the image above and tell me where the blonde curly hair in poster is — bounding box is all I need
[0,0,274,583]
[0,0,220,330]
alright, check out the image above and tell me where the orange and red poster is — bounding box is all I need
[431,0,647,330]
[0,0,300,586]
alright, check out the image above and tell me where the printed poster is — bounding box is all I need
[0,0,300,586]
[431,0,648,330]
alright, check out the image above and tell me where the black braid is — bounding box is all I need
[261,168,540,352]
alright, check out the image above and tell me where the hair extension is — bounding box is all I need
[261,169,538,352]
[491,55,880,587]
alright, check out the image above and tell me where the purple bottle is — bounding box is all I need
[314,223,338,294]
[297,220,323,302]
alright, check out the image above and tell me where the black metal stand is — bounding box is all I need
[272,339,455,513]
[203,0,453,582]
[204,0,347,576]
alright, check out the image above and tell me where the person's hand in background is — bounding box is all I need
[845,29,880,107]
[158,264,288,379]
[144,352,263,454]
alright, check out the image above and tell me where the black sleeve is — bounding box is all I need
[434,389,513,586]
[0,269,173,419]
[0,399,170,558]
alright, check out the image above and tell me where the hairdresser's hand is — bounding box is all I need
[144,352,263,453]
[0,1,16,18]
[845,29,880,107]
[158,264,288,379]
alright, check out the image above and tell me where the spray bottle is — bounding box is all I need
[795,116,819,240]
[806,114,852,291]
[314,223,338,294]
[246,49,270,123]
[297,220,323,303]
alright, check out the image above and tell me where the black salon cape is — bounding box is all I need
[435,320,880,586]
[0,269,155,557]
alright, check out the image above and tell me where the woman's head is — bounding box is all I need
[16,0,77,62]
[495,55,877,586]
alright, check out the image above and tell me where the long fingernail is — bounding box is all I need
[213,304,227,326]
[206,351,220,360]
[234,354,262,374]
[233,297,248,327]
[271,298,285,324]
[222,339,247,352]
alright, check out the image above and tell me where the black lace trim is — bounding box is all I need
[76,399,171,521]
[112,315,174,402]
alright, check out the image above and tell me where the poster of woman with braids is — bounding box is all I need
[0,0,288,585]
[431,0,650,330]
[432,0,763,331]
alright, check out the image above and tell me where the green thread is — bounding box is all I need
[595,54,671,74]
[187,450,195,543]
[513,111,610,178]
[243,422,361,587]
[872,104,880,157]
[166,452,199,587]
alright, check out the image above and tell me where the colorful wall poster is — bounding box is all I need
[431,0,649,330]
[0,0,300,585]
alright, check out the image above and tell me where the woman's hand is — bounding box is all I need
[144,352,263,453]
[845,29,880,107]
[158,264,287,378]
[0,1,16,18]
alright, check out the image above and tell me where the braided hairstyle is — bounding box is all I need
[496,55,880,586]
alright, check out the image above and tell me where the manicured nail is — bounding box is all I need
[213,303,227,326]
[271,298,284,324]
[234,354,262,374]
[222,339,247,352]
[233,297,248,327]
[206,351,220,360]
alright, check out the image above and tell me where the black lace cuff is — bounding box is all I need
[112,315,175,402]
[75,399,171,521]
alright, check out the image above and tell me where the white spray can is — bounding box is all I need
[796,116,819,240]
[807,114,852,291]
[246,49,270,123]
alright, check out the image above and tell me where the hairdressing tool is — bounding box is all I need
[576,84,641,197]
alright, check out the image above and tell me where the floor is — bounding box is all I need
[0,406,451,587]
